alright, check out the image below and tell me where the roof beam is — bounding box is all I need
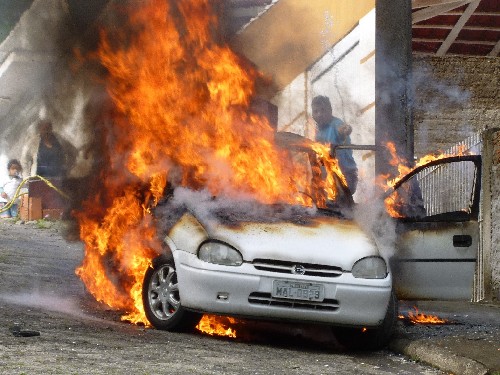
[445,11,500,15]
[412,0,469,9]
[412,0,472,24]
[413,38,497,45]
[453,40,497,45]
[436,0,480,55]
[489,40,500,57]
[231,5,268,18]
[413,25,500,32]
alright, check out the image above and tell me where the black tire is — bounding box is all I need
[332,292,398,351]
[142,254,201,332]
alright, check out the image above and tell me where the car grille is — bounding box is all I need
[252,258,343,278]
[248,292,339,311]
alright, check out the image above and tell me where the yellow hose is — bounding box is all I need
[0,175,69,214]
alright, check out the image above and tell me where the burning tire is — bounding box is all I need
[332,292,397,350]
[142,254,201,331]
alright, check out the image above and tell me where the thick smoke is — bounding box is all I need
[353,199,397,261]
[18,1,249,240]
[0,0,117,238]
[154,186,319,240]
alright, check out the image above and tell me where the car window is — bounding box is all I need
[386,159,479,221]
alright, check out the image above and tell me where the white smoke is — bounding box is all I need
[353,198,397,261]
[0,292,92,320]
[412,60,471,113]
[169,186,317,224]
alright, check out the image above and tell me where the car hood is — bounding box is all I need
[168,212,379,270]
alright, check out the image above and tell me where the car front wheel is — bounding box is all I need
[142,254,201,331]
[332,292,397,350]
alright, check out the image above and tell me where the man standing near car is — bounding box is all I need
[21,120,75,178]
[311,95,358,194]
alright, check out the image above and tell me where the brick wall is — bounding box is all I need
[414,55,500,301]
[413,56,499,157]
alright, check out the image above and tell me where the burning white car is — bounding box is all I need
[141,132,481,350]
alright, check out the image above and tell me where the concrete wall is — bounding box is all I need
[413,56,499,157]
[231,0,374,92]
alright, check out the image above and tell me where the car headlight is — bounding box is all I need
[351,256,387,279]
[198,241,243,266]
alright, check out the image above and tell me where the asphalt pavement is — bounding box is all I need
[391,300,500,375]
[1,219,498,374]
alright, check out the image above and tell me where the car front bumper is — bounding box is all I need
[174,250,393,327]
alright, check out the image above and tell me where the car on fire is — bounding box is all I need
[142,132,482,350]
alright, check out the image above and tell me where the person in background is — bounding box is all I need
[35,121,66,177]
[0,159,23,218]
[311,95,358,194]
[21,120,72,178]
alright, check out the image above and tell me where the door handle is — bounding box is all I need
[453,235,472,247]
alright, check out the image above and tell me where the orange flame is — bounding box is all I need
[382,141,469,217]
[311,143,347,205]
[75,0,344,326]
[196,315,238,338]
[399,306,448,325]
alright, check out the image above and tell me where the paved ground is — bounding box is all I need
[393,300,500,375]
[0,219,499,375]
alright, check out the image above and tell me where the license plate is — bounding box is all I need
[272,280,325,302]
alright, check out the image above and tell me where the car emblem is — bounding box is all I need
[291,264,306,275]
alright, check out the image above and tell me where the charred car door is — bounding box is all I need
[388,155,482,300]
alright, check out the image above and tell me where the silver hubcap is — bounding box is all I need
[148,264,180,321]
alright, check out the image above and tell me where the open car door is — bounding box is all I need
[388,155,482,300]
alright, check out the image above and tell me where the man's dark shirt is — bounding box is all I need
[36,138,65,177]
